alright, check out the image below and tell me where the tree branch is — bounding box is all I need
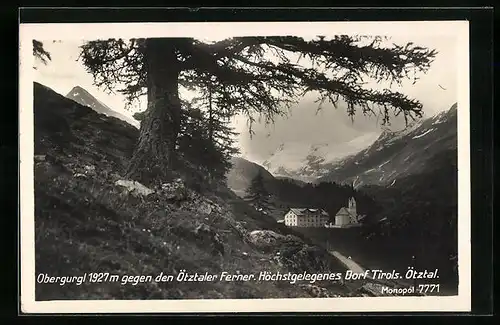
[33,40,51,65]
[261,36,437,86]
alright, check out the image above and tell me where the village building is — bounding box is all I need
[325,197,365,228]
[283,208,330,228]
[281,197,365,228]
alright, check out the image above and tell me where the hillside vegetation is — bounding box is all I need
[33,82,359,300]
[359,147,458,288]
[226,158,377,226]
[225,157,276,198]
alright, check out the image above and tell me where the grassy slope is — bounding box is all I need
[33,82,354,300]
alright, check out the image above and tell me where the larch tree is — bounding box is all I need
[73,36,436,186]
[245,170,271,207]
[190,76,240,180]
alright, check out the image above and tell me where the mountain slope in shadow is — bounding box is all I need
[66,85,140,129]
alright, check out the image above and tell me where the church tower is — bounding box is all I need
[347,197,357,219]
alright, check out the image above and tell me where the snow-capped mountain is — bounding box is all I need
[261,132,381,182]
[66,86,139,128]
[317,103,458,187]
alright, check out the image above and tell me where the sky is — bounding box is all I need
[33,35,458,164]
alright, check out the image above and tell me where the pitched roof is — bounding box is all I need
[335,207,357,218]
[288,208,329,217]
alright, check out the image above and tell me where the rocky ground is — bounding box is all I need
[33,82,361,300]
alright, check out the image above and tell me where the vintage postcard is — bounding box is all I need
[19,20,471,313]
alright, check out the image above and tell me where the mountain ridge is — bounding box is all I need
[317,103,457,187]
[261,132,381,182]
[256,104,457,186]
[226,156,276,197]
[66,85,140,129]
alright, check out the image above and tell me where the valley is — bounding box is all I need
[227,103,459,296]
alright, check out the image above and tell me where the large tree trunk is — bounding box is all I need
[208,85,214,143]
[126,38,182,186]
[206,85,214,181]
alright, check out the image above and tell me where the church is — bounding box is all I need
[325,197,365,228]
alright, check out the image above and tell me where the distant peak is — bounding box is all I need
[380,127,395,136]
[67,86,90,97]
[69,85,84,92]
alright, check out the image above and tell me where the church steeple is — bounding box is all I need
[347,197,357,217]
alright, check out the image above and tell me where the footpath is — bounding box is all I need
[329,250,422,297]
